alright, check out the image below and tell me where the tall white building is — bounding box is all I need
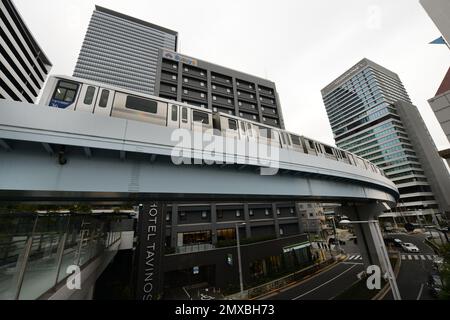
[0,0,52,103]
[73,6,178,95]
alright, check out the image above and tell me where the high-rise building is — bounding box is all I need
[0,0,52,103]
[155,49,284,128]
[73,6,178,95]
[420,0,450,46]
[321,58,444,221]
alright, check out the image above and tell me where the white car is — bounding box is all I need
[402,242,420,253]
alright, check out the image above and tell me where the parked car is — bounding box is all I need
[401,242,420,253]
[428,273,443,297]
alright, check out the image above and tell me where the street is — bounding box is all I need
[261,261,364,300]
[383,233,438,300]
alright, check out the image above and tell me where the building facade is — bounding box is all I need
[73,6,178,95]
[321,58,442,220]
[420,0,450,46]
[155,49,285,129]
[0,0,52,103]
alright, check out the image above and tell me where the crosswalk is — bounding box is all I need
[401,254,437,261]
[348,254,438,262]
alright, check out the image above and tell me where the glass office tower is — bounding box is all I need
[73,6,178,95]
[321,58,439,221]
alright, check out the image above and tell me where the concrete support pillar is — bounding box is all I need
[171,204,178,249]
[243,203,251,238]
[272,203,280,238]
[211,204,218,245]
[337,202,401,300]
[295,203,305,234]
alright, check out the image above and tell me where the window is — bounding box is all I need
[249,210,254,216]
[213,96,217,101]
[227,89,231,93]
[200,82,205,87]
[309,140,315,149]
[99,90,110,108]
[184,78,188,83]
[253,115,257,120]
[172,75,177,80]
[279,228,284,236]
[290,208,295,215]
[182,108,188,123]
[193,111,209,124]
[265,209,270,216]
[238,91,241,96]
[84,86,96,105]
[172,64,177,69]
[261,107,265,111]
[171,105,178,122]
[276,209,281,215]
[125,96,158,113]
[201,211,208,219]
[171,87,176,92]
[53,81,79,103]
[228,119,238,130]
[184,67,189,72]
[179,211,186,221]
[184,89,188,94]
[239,102,242,106]
[166,213,171,222]
[236,210,241,217]
[240,121,246,133]
[251,105,255,109]
[324,146,334,155]
[201,93,205,98]
[228,99,232,104]
[213,107,218,112]
[212,85,216,90]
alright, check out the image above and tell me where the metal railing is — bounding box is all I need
[0,214,123,300]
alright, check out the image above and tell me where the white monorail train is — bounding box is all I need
[39,75,384,176]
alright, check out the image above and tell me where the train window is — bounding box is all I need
[309,140,315,149]
[171,105,178,122]
[258,126,272,139]
[291,135,301,146]
[84,86,96,105]
[228,119,237,130]
[240,121,246,133]
[280,132,286,145]
[324,146,334,155]
[99,90,110,108]
[53,81,78,103]
[193,111,209,124]
[181,108,188,123]
[125,96,157,113]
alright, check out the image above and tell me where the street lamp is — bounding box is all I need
[340,219,402,300]
[235,222,246,297]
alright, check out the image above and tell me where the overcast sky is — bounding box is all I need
[14,0,450,149]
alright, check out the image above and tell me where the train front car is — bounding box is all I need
[39,76,81,110]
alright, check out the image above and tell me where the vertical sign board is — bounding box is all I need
[136,202,166,300]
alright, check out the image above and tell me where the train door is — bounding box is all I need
[75,85,98,113]
[279,132,291,149]
[167,104,180,128]
[93,88,113,116]
[180,106,191,130]
[223,117,239,138]
[238,120,247,140]
[315,142,325,157]
[246,122,258,144]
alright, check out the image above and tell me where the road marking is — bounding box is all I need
[355,255,361,260]
[414,255,419,260]
[427,255,433,260]
[420,255,426,260]
[292,264,358,300]
[348,255,355,260]
[402,255,406,260]
[408,255,412,260]
[417,284,424,300]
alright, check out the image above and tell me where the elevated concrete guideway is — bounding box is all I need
[0,100,399,205]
